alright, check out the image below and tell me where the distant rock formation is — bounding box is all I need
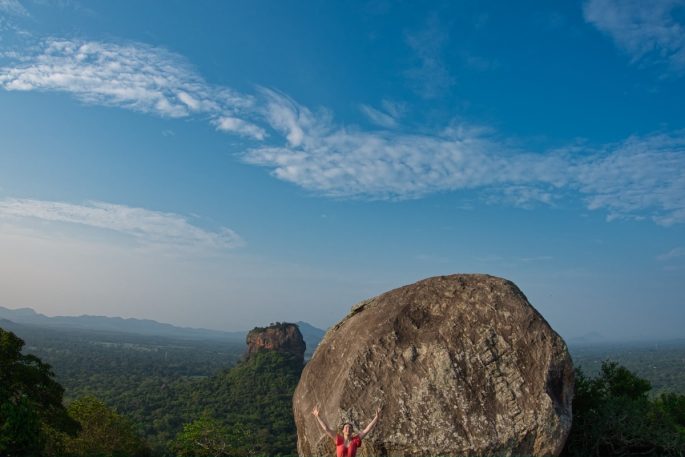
[293,274,574,456]
[246,322,306,360]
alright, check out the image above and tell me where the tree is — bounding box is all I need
[563,360,685,456]
[61,396,150,457]
[171,416,254,457]
[0,327,78,456]
[0,396,43,456]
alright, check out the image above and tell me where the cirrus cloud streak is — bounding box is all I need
[0,198,244,251]
[0,0,28,16]
[583,0,685,72]
[246,91,685,225]
[0,39,265,139]
[1,38,684,226]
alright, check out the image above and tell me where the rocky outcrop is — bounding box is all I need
[293,274,574,456]
[246,322,306,360]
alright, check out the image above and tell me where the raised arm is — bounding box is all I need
[358,406,381,439]
[312,405,336,440]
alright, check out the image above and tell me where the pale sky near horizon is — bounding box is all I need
[1,0,684,340]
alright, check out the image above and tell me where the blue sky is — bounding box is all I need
[0,0,683,340]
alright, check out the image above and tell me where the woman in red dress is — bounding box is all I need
[312,405,380,457]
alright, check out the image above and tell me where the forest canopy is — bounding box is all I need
[2,324,685,456]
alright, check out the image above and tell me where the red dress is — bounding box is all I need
[335,434,362,457]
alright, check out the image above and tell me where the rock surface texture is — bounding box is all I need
[293,274,573,456]
[246,322,306,360]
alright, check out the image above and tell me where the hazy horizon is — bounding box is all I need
[1,1,684,341]
[1,300,683,345]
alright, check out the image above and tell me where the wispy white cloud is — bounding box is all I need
[381,99,406,119]
[2,37,684,226]
[657,246,685,260]
[258,88,323,147]
[0,0,28,16]
[0,198,244,251]
[245,91,570,199]
[404,15,455,99]
[0,38,261,135]
[247,92,685,224]
[214,116,266,140]
[0,0,29,38]
[359,104,398,129]
[484,185,559,209]
[575,133,685,225]
[583,0,685,72]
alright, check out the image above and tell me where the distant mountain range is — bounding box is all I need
[296,321,326,357]
[0,306,326,351]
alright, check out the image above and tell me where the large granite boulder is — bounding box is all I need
[293,274,573,456]
[246,322,306,360]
